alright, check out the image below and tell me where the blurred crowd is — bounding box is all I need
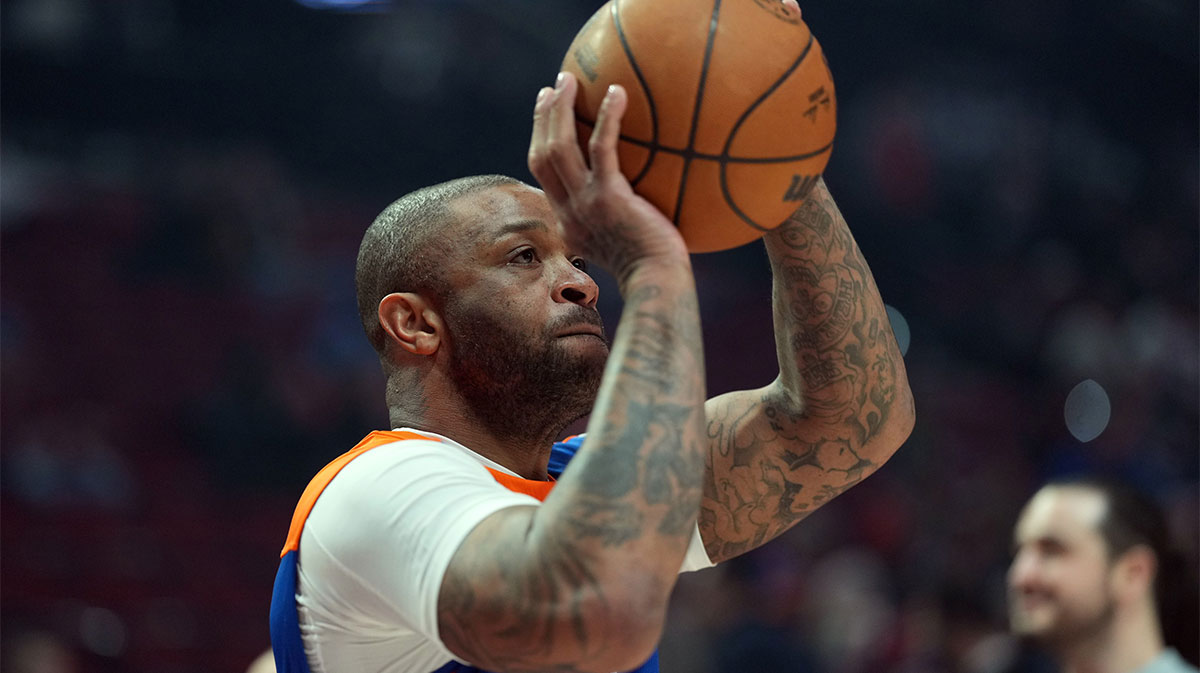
[2,0,1196,671]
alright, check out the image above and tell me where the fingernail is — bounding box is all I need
[555,72,566,89]
[537,87,551,104]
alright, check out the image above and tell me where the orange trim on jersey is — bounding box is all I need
[279,430,562,557]
[279,430,437,557]
[484,467,555,501]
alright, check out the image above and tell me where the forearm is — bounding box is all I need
[699,178,914,563]
[541,260,707,587]
[439,261,708,672]
[764,178,911,438]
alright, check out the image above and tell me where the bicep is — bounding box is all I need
[437,501,663,673]
[437,504,604,670]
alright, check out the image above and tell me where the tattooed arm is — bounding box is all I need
[699,178,915,564]
[436,75,708,673]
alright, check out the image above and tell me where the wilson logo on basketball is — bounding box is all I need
[783,174,818,202]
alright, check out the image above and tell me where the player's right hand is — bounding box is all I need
[528,71,689,284]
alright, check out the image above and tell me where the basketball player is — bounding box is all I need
[270,70,914,673]
[1008,478,1198,673]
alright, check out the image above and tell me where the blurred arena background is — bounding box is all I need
[1,0,1196,671]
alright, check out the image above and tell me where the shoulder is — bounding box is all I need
[337,438,494,483]
[304,437,541,550]
[310,438,525,530]
[297,436,541,616]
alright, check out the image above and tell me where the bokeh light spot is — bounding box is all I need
[79,607,127,658]
[1064,379,1111,443]
[885,305,910,356]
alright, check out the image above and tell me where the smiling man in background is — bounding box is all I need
[1008,478,1198,673]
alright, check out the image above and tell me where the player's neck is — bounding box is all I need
[433,420,557,481]
[386,367,578,480]
[387,391,556,481]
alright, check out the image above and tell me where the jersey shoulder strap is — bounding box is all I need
[279,430,436,557]
[271,430,442,673]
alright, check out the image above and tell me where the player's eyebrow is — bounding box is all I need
[1013,534,1067,553]
[492,219,549,240]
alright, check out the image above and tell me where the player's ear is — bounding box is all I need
[378,292,443,356]
[1113,544,1156,602]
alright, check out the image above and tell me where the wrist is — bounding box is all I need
[616,253,694,298]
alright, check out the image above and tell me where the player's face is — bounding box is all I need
[437,184,608,434]
[1007,487,1117,647]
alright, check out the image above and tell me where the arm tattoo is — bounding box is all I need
[438,274,709,670]
[700,180,912,564]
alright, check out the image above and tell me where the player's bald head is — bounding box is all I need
[355,174,526,355]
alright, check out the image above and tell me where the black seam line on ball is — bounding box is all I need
[721,31,818,232]
[719,31,815,162]
[612,0,658,187]
[576,115,833,163]
[672,0,723,226]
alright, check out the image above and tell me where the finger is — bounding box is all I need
[544,71,589,191]
[781,0,801,17]
[528,86,569,204]
[588,84,627,179]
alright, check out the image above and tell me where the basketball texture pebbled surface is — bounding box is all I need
[563,0,837,253]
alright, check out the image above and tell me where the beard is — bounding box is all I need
[443,300,608,443]
[1009,587,1117,651]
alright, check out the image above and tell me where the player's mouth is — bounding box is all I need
[556,326,606,340]
[555,324,608,346]
[1012,591,1055,612]
[549,308,607,343]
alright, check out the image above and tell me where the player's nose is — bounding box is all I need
[553,259,599,308]
[1007,549,1039,590]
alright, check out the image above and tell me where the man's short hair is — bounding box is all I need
[355,174,524,355]
[1047,477,1170,594]
[1045,476,1198,661]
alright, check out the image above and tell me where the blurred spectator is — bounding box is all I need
[1,631,81,673]
[3,405,135,511]
[1008,478,1199,673]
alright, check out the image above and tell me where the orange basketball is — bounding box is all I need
[561,0,836,253]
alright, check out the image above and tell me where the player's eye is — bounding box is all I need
[571,257,588,272]
[512,248,538,264]
[1036,539,1067,557]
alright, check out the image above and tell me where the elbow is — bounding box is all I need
[551,567,670,672]
[576,569,671,671]
[589,591,667,672]
[897,377,916,442]
[441,578,667,673]
[875,382,915,463]
[591,628,662,672]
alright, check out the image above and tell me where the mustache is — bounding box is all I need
[548,306,607,339]
[1010,586,1056,602]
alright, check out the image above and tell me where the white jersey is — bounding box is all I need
[293,429,714,673]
